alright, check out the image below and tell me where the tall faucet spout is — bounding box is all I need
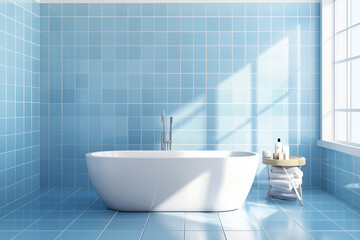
[161,109,165,124]
[169,117,173,151]
[161,109,166,150]
[161,109,173,151]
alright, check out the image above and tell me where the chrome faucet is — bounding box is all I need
[161,108,173,151]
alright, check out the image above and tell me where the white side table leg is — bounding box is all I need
[299,184,303,205]
[282,167,303,206]
[266,165,272,200]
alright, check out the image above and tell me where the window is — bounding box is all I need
[334,0,360,145]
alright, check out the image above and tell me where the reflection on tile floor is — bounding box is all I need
[0,188,360,239]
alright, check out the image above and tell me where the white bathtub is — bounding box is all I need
[85,151,259,211]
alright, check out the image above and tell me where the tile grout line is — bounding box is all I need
[0,188,53,220]
[216,211,228,240]
[0,0,41,205]
[248,189,355,238]
[317,189,360,213]
[183,211,186,240]
[270,198,315,240]
[10,188,82,240]
[54,192,100,239]
[308,190,360,239]
[8,0,41,19]
[0,188,52,213]
[321,176,360,207]
[307,202,357,240]
[46,2,50,188]
[271,188,360,239]
[95,210,118,240]
[138,210,152,240]
[322,161,360,179]
[246,202,272,240]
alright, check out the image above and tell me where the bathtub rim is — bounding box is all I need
[85,150,259,159]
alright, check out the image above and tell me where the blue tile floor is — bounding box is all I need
[1,188,360,239]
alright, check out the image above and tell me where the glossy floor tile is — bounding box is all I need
[0,188,360,239]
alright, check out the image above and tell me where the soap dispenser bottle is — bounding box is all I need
[275,138,282,154]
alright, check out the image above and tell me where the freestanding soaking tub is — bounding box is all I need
[85,151,259,211]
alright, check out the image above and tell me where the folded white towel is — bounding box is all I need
[271,191,297,200]
[270,179,302,190]
[271,185,294,194]
[294,171,303,178]
[271,178,302,186]
[270,171,303,180]
[271,184,293,191]
[270,172,294,180]
[271,166,300,175]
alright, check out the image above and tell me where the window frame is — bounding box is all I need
[333,0,360,147]
[319,0,360,157]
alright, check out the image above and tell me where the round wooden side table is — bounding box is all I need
[263,156,306,206]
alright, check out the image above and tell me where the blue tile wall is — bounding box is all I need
[322,148,360,209]
[39,3,321,188]
[0,0,40,207]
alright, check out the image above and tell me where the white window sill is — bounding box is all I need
[317,140,360,158]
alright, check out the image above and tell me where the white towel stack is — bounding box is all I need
[270,166,303,199]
